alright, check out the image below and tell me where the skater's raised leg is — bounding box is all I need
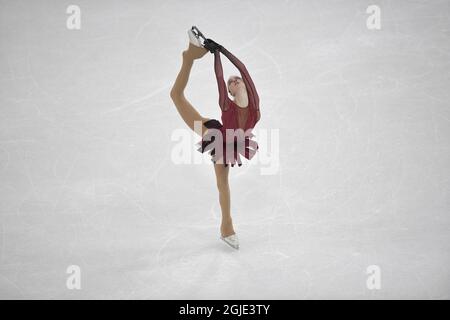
[170,39,209,136]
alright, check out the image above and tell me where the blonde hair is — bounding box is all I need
[227,75,242,95]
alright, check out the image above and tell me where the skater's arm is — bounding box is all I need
[214,50,231,111]
[219,46,260,112]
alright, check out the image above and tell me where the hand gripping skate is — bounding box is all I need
[203,38,222,53]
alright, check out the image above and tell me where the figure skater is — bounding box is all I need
[169,26,261,250]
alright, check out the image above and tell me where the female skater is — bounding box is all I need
[169,27,261,249]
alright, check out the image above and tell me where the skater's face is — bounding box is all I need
[227,76,245,97]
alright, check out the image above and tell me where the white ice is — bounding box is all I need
[0,0,449,299]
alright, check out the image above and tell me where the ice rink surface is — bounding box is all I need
[0,0,449,299]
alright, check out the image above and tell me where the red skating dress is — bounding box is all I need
[196,46,261,167]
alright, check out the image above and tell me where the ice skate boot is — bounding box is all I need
[188,26,206,47]
[220,233,239,250]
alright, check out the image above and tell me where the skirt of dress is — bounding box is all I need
[196,119,259,167]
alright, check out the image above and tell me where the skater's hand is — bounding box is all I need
[184,43,208,60]
[204,39,222,53]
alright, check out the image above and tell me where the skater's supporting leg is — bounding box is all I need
[214,163,235,237]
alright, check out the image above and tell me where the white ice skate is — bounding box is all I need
[220,233,239,250]
[188,27,204,48]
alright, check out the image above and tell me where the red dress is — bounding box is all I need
[196,46,261,167]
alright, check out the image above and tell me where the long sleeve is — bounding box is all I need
[214,50,230,112]
[219,46,260,115]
